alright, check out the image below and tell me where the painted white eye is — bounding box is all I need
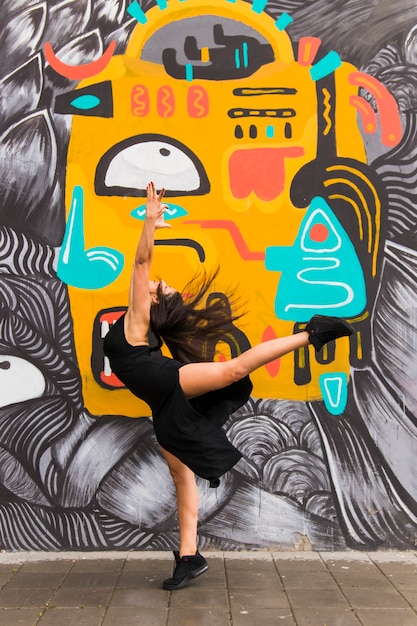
[0,356,46,407]
[95,135,209,196]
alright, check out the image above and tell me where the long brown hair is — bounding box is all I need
[149,269,244,363]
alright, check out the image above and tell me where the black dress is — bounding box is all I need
[103,314,252,487]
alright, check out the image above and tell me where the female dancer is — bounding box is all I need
[103,182,353,590]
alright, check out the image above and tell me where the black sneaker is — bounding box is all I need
[162,551,208,590]
[306,315,354,352]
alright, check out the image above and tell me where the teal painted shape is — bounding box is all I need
[275,12,293,31]
[70,94,101,110]
[127,1,148,23]
[235,48,241,70]
[310,51,342,81]
[242,42,249,68]
[319,373,348,415]
[130,203,188,221]
[185,63,193,81]
[57,186,124,290]
[265,196,366,320]
[251,0,268,14]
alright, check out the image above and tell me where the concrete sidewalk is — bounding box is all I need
[0,551,416,626]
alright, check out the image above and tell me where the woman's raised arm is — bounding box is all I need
[125,182,170,344]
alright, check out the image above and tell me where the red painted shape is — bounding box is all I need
[100,370,125,388]
[309,223,328,242]
[131,85,150,117]
[298,37,321,66]
[184,219,265,260]
[262,325,281,377]
[100,309,125,388]
[188,85,209,118]
[229,147,305,201]
[44,40,117,80]
[157,85,175,118]
[349,72,402,147]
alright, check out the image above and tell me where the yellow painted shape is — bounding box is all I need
[64,0,365,417]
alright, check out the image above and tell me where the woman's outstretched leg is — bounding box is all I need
[179,316,354,399]
[160,447,208,590]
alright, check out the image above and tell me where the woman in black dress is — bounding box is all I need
[103,182,353,590]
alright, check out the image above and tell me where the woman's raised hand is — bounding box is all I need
[146,181,171,229]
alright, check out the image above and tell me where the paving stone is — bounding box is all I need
[70,559,125,573]
[341,585,410,609]
[273,554,328,575]
[229,588,290,610]
[398,588,417,610]
[0,586,52,609]
[110,587,169,608]
[102,607,168,626]
[329,571,394,589]
[280,571,339,588]
[61,571,120,588]
[377,572,417,589]
[4,571,68,589]
[169,586,228,608]
[20,561,74,574]
[292,608,361,625]
[38,606,106,625]
[167,607,230,625]
[285,586,348,609]
[356,608,417,626]
[231,608,296,625]
[50,585,113,608]
[225,559,282,589]
[0,607,43,626]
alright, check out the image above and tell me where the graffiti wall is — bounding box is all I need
[1,0,416,551]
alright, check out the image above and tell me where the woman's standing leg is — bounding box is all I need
[160,447,199,556]
[160,447,208,590]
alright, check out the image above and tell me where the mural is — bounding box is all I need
[0,0,417,551]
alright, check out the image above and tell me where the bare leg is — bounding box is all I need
[179,331,310,398]
[160,446,199,557]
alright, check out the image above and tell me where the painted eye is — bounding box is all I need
[54,81,113,117]
[95,134,210,197]
[70,94,101,110]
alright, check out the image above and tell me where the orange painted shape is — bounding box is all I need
[298,37,322,66]
[262,326,281,377]
[229,147,304,201]
[44,40,117,80]
[349,94,377,134]
[187,85,209,118]
[349,71,402,147]
[185,219,265,260]
[131,84,150,117]
[157,85,175,118]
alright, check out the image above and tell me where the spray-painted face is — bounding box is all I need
[55,0,400,417]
